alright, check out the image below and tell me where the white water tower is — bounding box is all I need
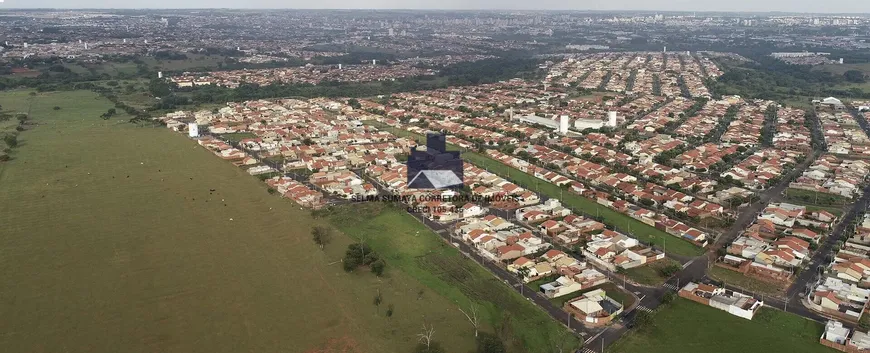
[188,123,199,138]
[158,71,163,79]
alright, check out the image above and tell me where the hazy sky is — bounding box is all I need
[1,0,868,14]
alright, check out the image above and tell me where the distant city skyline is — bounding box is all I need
[1,0,868,14]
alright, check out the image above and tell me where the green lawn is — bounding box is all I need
[368,122,704,257]
[623,259,681,286]
[0,90,482,353]
[318,204,581,353]
[609,299,836,353]
[708,267,788,298]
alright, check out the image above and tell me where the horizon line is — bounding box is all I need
[0,8,869,15]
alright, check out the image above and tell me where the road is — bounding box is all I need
[712,149,821,250]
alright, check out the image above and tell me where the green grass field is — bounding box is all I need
[367,122,703,257]
[219,132,258,142]
[142,54,227,72]
[608,299,836,353]
[814,62,870,76]
[317,204,581,353]
[0,90,482,353]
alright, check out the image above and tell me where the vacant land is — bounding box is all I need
[785,188,852,207]
[219,132,258,142]
[141,54,227,72]
[317,204,581,353]
[814,62,870,76]
[622,259,681,286]
[367,121,703,257]
[608,299,836,353]
[0,90,479,353]
[708,266,788,297]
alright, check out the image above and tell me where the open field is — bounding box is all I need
[141,54,228,72]
[622,259,681,286]
[366,121,704,257]
[814,62,870,76]
[608,298,836,353]
[317,204,581,353]
[785,188,852,207]
[708,266,788,297]
[0,90,480,353]
[219,132,258,143]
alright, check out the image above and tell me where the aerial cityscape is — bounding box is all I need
[1,3,870,353]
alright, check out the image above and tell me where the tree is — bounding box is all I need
[659,263,682,277]
[416,324,436,352]
[386,304,394,318]
[476,332,506,353]
[662,291,676,305]
[311,226,332,250]
[458,303,481,337]
[516,266,531,283]
[633,310,653,329]
[370,259,386,276]
[53,106,61,110]
[343,243,379,272]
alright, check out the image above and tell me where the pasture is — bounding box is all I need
[0,90,479,353]
[317,203,581,353]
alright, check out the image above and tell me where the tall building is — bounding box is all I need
[559,115,570,135]
[188,123,199,138]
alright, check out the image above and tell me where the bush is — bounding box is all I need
[3,134,17,148]
[659,263,681,277]
[371,259,386,276]
[662,291,676,304]
[475,332,506,353]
